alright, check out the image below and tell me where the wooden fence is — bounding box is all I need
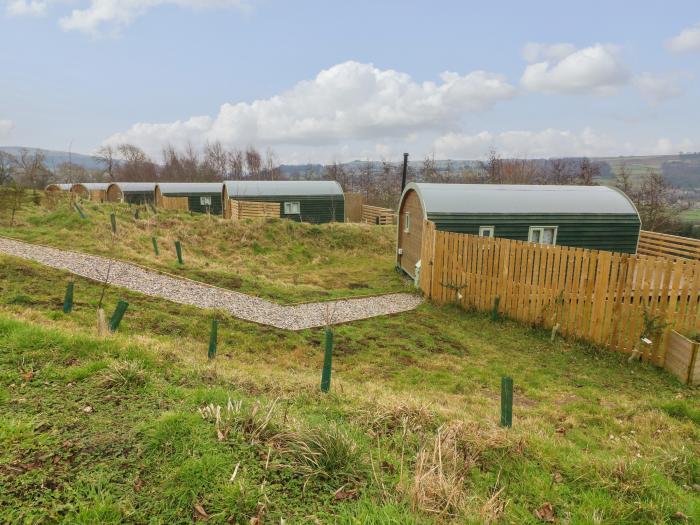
[361,205,396,225]
[419,221,700,365]
[230,200,280,220]
[638,230,700,261]
[160,196,189,211]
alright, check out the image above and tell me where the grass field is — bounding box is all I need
[0,195,408,304]
[1,247,699,524]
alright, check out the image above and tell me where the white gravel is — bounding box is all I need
[0,237,422,330]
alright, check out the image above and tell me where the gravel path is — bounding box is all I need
[0,237,422,330]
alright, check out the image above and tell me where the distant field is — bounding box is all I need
[681,208,700,222]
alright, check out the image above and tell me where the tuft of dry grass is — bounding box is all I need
[360,398,438,438]
[403,421,521,520]
[100,359,148,388]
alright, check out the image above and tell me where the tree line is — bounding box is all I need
[0,143,690,235]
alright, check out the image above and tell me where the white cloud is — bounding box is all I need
[5,0,49,16]
[433,128,631,159]
[652,137,699,155]
[58,0,249,34]
[634,73,682,104]
[6,0,249,34]
[103,61,516,158]
[666,23,700,53]
[520,43,629,95]
[0,119,14,139]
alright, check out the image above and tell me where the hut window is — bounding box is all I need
[284,201,301,214]
[479,226,494,238]
[403,212,410,233]
[200,196,212,206]
[529,226,557,245]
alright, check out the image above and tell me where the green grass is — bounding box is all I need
[1,254,699,523]
[0,195,408,304]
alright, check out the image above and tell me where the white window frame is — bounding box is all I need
[528,226,558,246]
[200,196,212,206]
[284,201,301,214]
[403,212,410,233]
[479,225,495,238]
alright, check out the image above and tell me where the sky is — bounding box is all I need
[1,0,699,164]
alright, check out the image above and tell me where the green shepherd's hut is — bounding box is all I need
[106,182,156,205]
[397,183,641,277]
[222,180,344,223]
[155,183,224,215]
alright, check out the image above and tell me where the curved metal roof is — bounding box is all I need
[73,183,110,190]
[45,183,72,191]
[223,180,343,197]
[403,183,639,216]
[108,182,157,193]
[157,182,223,195]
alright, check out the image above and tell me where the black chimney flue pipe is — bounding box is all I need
[401,153,409,192]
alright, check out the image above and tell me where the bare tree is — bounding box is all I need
[245,146,262,178]
[203,141,229,181]
[261,148,281,180]
[96,145,117,181]
[634,169,687,233]
[546,158,575,185]
[614,163,633,196]
[115,144,157,181]
[0,182,26,226]
[577,158,599,185]
[228,149,244,180]
[0,151,16,186]
[55,162,88,183]
[13,149,53,194]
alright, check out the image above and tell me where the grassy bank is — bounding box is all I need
[1,254,698,523]
[0,196,408,303]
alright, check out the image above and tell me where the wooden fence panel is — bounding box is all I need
[638,230,700,261]
[229,200,280,220]
[361,205,397,225]
[419,223,700,364]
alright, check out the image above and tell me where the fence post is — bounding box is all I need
[151,236,159,256]
[500,376,513,427]
[175,240,184,265]
[109,300,129,332]
[110,212,117,234]
[74,203,87,219]
[63,281,74,313]
[208,319,218,360]
[491,296,501,322]
[320,328,333,392]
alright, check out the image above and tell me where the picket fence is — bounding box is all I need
[418,221,700,365]
[638,230,700,262]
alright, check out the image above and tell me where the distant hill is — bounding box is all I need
[0,147,105,171]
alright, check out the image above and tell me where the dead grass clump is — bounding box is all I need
[100,360,148,388]
[404,421,520,520]
[362,399,438,437]
[199,397,281,445]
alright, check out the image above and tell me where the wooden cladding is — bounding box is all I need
[362,205,396,225]
[229,200,280,220]
[638,230,700,261]
[160,196,189,211]
[419,221,700,366]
